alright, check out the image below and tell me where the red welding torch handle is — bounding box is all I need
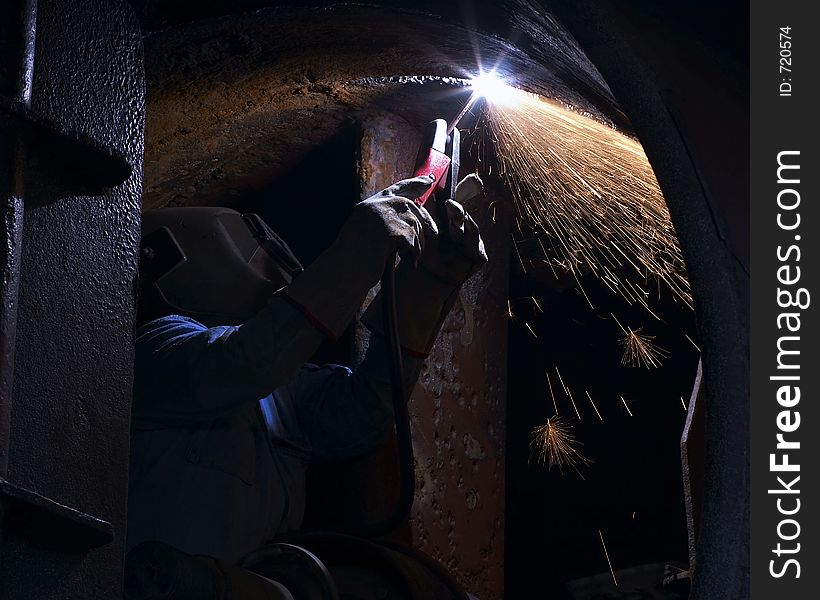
[413,147,451,207]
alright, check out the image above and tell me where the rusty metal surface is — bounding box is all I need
[138,3,620,211]
[0,0,144,597]
[408,213,509,600]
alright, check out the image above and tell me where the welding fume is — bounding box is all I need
[125,84,488,598]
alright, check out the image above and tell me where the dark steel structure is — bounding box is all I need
[0,0,144,597]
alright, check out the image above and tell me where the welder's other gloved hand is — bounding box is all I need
[361,174,488,357]
[280,176,437,342]
[417,174,487,286]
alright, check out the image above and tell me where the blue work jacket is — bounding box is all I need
[127,307,416,562]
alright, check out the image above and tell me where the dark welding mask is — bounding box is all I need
[139,207,303,326]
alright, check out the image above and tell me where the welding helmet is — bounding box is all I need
[138,207,303,326]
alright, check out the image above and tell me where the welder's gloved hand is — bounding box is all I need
[347,175,439,268]
[361,174,488,357]
[280,176,437,341]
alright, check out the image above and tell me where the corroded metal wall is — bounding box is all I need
[409,241,509,599]
[137,3,619,211]
[358,114,509,600]
[0,0,143,597]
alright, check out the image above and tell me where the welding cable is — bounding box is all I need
[300,251,414,540]
[318,250,415,540]
[355,250,416,538]
[287,251,413,541]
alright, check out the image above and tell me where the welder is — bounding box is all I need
[127,173,486,563]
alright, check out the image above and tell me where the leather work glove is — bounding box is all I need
[417,174,487,286]
[362,174,488,357]
[343,175,439,270]
[280,176,438,341]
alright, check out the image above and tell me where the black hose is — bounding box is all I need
[279,252,414,541]
[381,251,416,530]
[351,251,415,538]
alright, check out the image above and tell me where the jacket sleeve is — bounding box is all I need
[132,297,324,425]
[261,333,424,459]
[134,308,423,459]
